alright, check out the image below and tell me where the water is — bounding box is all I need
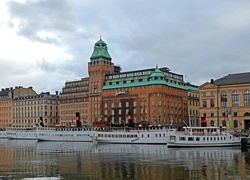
[0,139,249,180]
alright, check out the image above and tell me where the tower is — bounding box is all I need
[88,38,114,123]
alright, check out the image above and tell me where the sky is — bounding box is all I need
[1,0,250,94]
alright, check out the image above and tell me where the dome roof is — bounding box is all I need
[90,38,112,61]
[150,65,165,78]
[148,65,166,85]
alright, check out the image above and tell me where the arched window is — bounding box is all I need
[244,90,250,106]
[233,120,238,128]
[244,112,250,116]
[221,92,227,107]
[232,91,239,107]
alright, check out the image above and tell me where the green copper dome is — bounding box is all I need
[90,38,112,61]
[148,65,166,85]
[150,65,165,78]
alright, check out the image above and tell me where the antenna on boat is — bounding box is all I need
[183,121,188,127]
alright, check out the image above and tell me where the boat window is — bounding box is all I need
[179,137,185,141]
[142,134,144,138]
[155,134,157,137]
[148,134,149,137]
[119,135,122,138]
[188,137,194,141]
[196,137,200,141]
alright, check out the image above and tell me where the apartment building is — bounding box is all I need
[12,92,59,127]
[59,78,89,126]
[0,86,36,128]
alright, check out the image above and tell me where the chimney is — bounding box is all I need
[211,79,214,84]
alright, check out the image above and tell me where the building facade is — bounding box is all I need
[12,92,59,127]
[0,88,14,128]
[0,86,37,128]
[59,78,89,126]
[186,83,200,126]
[199,73,250,131]
[60,38,197,127]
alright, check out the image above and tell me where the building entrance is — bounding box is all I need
[244,119,250,130]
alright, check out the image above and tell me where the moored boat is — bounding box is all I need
[36,126,102,142]
[167,126,247,148]
[5,127,37,140]
[0,128,7,139]
[91,126,176,144]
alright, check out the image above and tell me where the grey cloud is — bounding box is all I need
[4,0,250,92]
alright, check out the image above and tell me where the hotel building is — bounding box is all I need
[60,38,198,127]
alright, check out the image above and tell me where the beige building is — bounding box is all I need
[199,73,250,131]
[0,86,36,128]
[12,92,59,127]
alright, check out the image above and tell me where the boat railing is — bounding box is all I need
[96,126,169,132]
[177,131,228,136]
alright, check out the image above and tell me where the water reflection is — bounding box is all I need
[0,139,249,179]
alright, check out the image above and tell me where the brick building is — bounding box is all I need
[60,38,197,127]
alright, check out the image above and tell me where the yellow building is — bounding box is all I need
[199,73,250,131]
[186,83,200,125]
[12,91,59,127]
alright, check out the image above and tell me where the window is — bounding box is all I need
[211,120,215,126]
[232,91,239,107]
[221,92,227,107]
[203,99,207,107]
[210,99,214,107]
[244,90,250,106]
[233,120,238,128]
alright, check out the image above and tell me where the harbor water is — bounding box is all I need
[0,139,249,179]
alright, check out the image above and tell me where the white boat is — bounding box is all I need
[0,128,7,138]
[167,126,247,147]
[5,127,37,140]
[91,127,176,144]
[36,126,102,142]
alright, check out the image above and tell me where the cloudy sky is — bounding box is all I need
[1,0,250,94]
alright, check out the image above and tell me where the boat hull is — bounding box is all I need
[167,141,242,148]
